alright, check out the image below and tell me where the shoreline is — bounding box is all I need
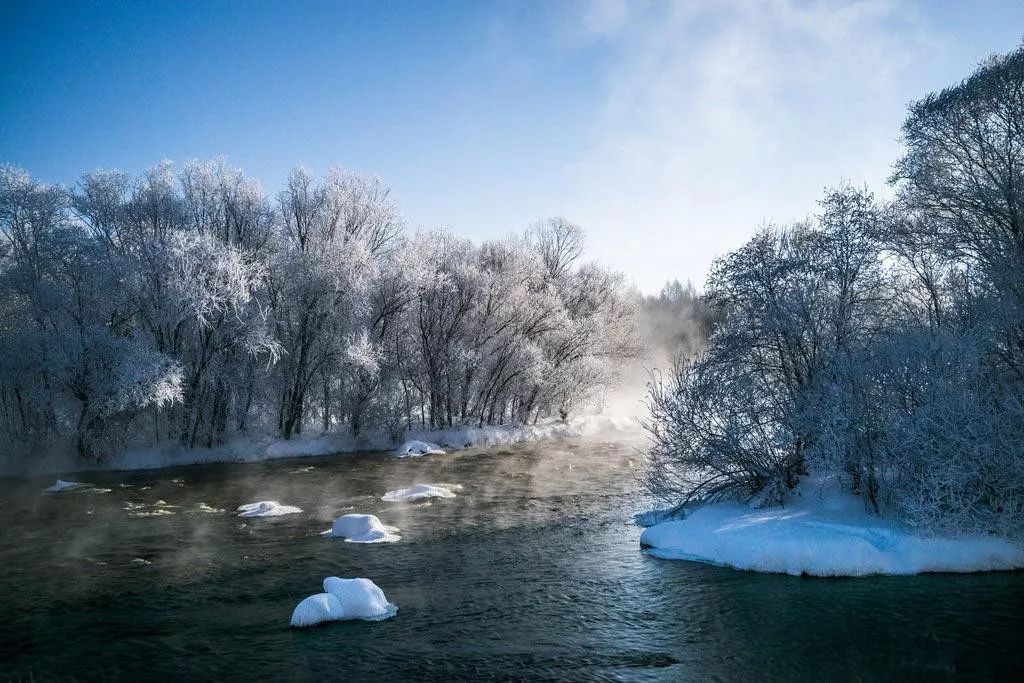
[638,479,1024,577]
[3,415,639,479]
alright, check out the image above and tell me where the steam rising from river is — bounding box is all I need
[7,429,647,593]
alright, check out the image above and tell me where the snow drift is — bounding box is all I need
[381,484,457,503]
[639,485,1024,577]
[394,440,445,457]
[326,514,400,543]
[236,501,303,517]
[290,577,397,627]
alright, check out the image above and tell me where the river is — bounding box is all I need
[1,434,1022,680]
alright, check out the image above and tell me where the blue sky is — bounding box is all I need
[2,1,1022,291]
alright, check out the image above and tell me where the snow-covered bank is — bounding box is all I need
[395,440,445,457]
[381,484,458,503]
[639,483,1024,577]
[8,415,636,475]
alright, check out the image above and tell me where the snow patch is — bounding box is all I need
[41,479,107,493]
[237,501,303,517]
[381,484,458,503]
[10,415,638,475]
[640,484,1024,577]
[290,577,397,627]
[633,507,684,528]
[395,440,445,457]
[44,481,89,491]
[325,514,400,543]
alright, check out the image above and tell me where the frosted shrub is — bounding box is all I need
[643,357,798,507]
[878,331,1024,538]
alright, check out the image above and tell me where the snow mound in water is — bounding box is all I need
[326,514,400,543]
[381,484,457,503]
[237,501,303,517]
[640,484,1024,577]
[395,440,445,457]
[290,577,397,627]
[44,479,90,493]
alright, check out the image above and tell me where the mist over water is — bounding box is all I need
[2,435,1022,679]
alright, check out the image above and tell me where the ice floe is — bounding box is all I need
[237,501,303,517]
[325,514,400,543]
[290,577,397,627]
[124,500,179,517]
[381,484,458,503]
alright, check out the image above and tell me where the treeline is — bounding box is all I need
[645,46,1024,537]
[639,279,718,363]
[0,164,639,460]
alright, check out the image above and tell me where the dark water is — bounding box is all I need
[1,436,1022,681]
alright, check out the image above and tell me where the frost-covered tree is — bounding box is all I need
[268,167,399,438]
[0,158,641,463]
[646,187,892,506]
[644,45,1024,539]
[0,166,184,457]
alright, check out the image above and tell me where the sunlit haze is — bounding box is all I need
[2,0,1022,291]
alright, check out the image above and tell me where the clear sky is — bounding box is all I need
[2,1,1022,292]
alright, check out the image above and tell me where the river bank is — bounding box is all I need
[1,415,635,477]
[638,478,1024,577]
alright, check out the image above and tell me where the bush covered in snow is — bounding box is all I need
[644,45,1024,539]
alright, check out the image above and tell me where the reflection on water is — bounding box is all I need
[1,436,1022,680]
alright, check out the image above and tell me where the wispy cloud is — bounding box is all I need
[560,0,940,291]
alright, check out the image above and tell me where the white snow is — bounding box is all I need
[633,507,682,528]
[325,514,400,543]
[9,415,638,475]
[381,484,458,503]
[640,482,1024,577]
[394,440,445,457]
[290,577,397,627]
[44,479,91,492]
[236,501,303,517]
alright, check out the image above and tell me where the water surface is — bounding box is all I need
[1,436,1022,680]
